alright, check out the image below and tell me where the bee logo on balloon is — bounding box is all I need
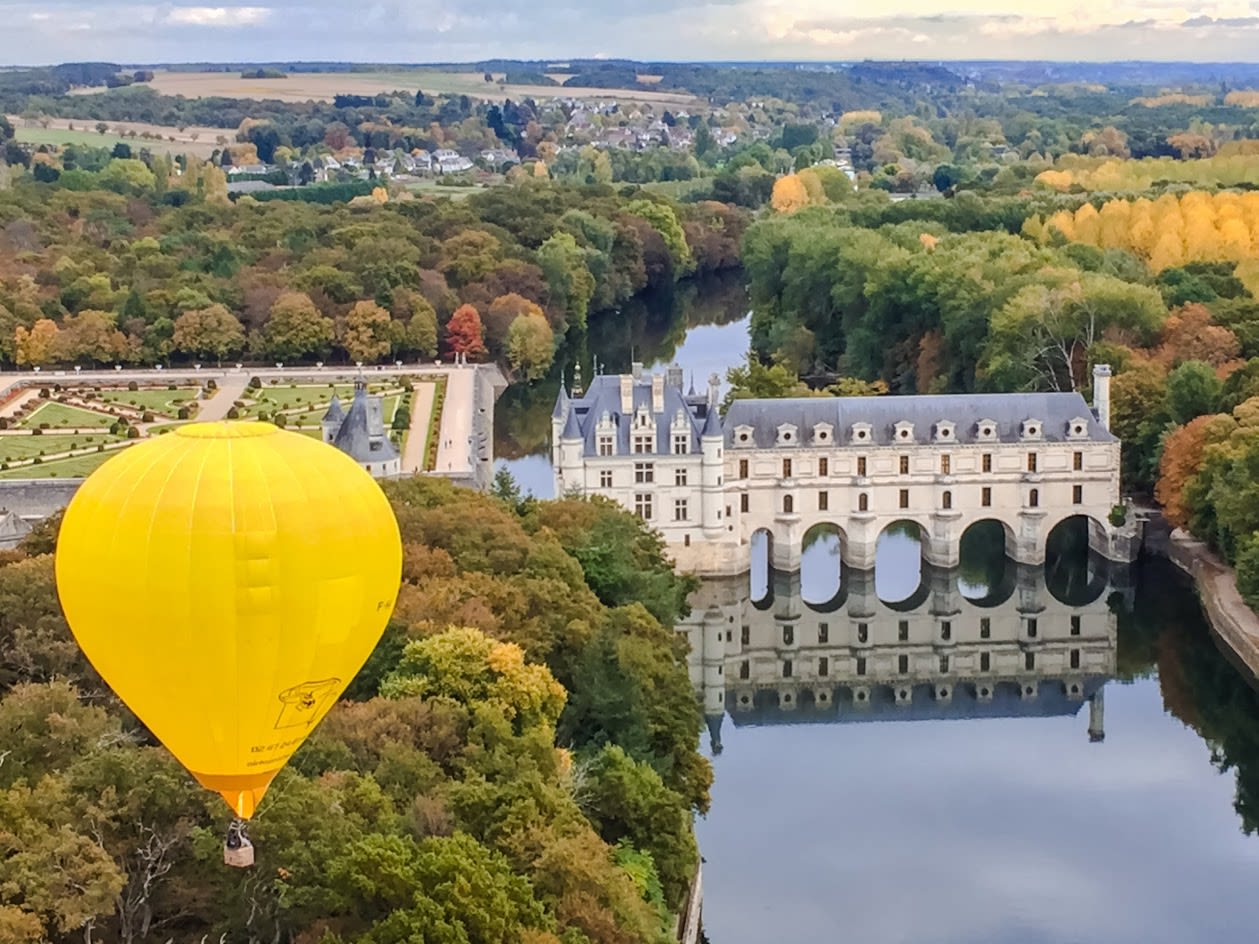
[275,678,342,729]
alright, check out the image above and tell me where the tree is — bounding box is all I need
[98,158,155,194]
[536,232,595,330]
[770,174,810,214]
[444,304,488,359]
[14,319,61,367]
[1167,360,1223,424]
[486,293,541,353]
[171,304,245,364]
[1156,415,1215,529]
[53,310,128,366]
[263,291,334,361]
[406,305,438,359]
[505,312,554,382]
[342,300,393,364]
[626,199,693,277]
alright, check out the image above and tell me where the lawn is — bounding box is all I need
[96,387,201,413]
[0,433,119,464]
[13,125,211,158]
[406,178,483,200]
[17,401,115,429]
[247,383,405,420]
[0,446,124,479]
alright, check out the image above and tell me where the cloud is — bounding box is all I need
[162,6,272,26]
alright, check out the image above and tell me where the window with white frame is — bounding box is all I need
[674,498,689,521]
[634,493,653,519]
[634,462,654,483]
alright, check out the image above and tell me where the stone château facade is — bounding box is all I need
[553,364,1135,576]
[321,377,401,479]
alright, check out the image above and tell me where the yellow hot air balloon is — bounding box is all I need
[55,421,402,825]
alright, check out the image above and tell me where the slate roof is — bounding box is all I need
[323,395,344,424]
[564,374,713,457]
[722,392,1113,448]
[332,386,398,464]
[0,509,32,550]
[551,384,569,420]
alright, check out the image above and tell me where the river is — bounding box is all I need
[494,275,1259,943]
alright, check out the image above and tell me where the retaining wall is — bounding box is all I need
[0,479,85,519]
[1166,529,1259,679]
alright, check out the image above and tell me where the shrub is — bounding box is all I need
[1109,504,1127,527]
[142,411,155,423]
[32,457,41,464]
[30,428,42,436]
[167,384,177,391]
[248,376,262,389]
[273,413,287,428]
[38,387,50,399]
[0,418,7,429]
[206,378,217,391]
[126,427,141,439]
[96,445,104,452]
[226,406,240,419]
[392,406,411,431]
[177,407,190,420]
[39,423,48,430]
[127,380,139,391]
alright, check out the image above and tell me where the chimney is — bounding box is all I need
[666,364,684,390]
[620,374,634,414]
[1088,689,1105,743]
[631,361,644,380]
[707,372,721,408]
[651,373,665,413]
[1093,364,1112,432]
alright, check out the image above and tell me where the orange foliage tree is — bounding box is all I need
[1155,415,1215,529]
[444,304,488,359]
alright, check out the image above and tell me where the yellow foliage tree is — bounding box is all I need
[770,174,810,214]
[14,319,60,367]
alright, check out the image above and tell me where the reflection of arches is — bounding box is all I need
[1045,516,1110,606]
[750,529,774,609]
[876,520,926,606]
[958,519,1017,607]
[802,523,844,610]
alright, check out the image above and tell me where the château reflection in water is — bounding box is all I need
[684,525,1124,749]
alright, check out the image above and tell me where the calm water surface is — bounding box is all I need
[493,274,1259,942]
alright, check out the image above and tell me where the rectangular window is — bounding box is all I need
[783,659,793,679]
[857,456,867,477]
[599,470,613,488]
[981,486,992,507]
[939,655,950,673]
[818,623,829,644]
[941,455,951,475]
[857,622,869,643]
[782,626,794,645]
[632,435,652,454]
[1074,451,1083,471]
[898,620,909,642]
[634,462,654,484]
[856,656,867,677]
[673,434,689,455]
[782,458,793,479]
[1070,649,1081,670]
[741,625,750,645]
[818,657,829,677]
[1026,618,1038,639]
[673,499,688,522]
[818,490,829,511]
[1073,484,1083,504]
[899,455,910,475]
[898,654,909,674]
[1070,615,1081,636]
[740,493,749,513]
[1027,452,1038,472]
[899,488,910,509]
[980,617,991,639]
[675,467,688,487]
[739,660,749,679]
[634,493,653,520]
[739,458,749,479]
[980,652,991,672]
[598,435,614,457]
[1025,652,1036,671]
[819,457,829,477]
[940,620,952,641]
[982,453,992,473]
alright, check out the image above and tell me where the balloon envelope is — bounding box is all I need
[55,422,402,818]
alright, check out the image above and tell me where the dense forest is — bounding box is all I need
[0,478,707,943]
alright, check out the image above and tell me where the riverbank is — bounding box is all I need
[1165,528,1259,680]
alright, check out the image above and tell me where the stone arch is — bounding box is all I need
[750,528,774,609]
[875,518,928,607]
[801,522,845,610]
[958,519,1018,608]
[1044,514,1110,606]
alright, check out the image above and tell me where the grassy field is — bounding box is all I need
[12,125,217,158]
[0,446,122,479]
[96,387,201,413]
[78,69,700,106]
[406,178,483,200]
[17,402,115,429]
[0,433,119,464]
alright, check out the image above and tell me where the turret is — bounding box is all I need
[550,383,569,469]
[558,407,585,493]
[321,396,345,445]
[700,403,724,536]
[1088,687,1105,743]
[1093,364,1112,433]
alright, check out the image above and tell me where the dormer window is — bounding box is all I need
[976,420,998,442]
[812,422,833,445]
[893,421,915,443]
[1021,419,1043,441]
[776,423,799,446]
[733,424,755,447]
[1067,416,1090,440]
[850,422,873,444]
[934,421,955,443]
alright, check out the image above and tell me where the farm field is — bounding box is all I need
[73,69,700,106]
[9,120,222,158]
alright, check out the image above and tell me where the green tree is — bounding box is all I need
[263,291,334,361]
[342,300,393,364]
[627,200,694,278]
[1167,359,1223,425]
[171,304,245,364]
[537,232,596,330]
[506,311,555,381]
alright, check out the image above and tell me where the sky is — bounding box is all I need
[5,0,1259,65]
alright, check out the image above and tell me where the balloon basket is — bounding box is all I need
[224,819,255,869]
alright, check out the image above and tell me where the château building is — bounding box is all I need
[552,363,1135,575]
[321,377,401,479]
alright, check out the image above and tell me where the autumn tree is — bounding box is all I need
[263,291,334,362]
[505,310,555,382]
[13,319,60,367]
[341,300,393,363]
[1156,415,1216,529]
[770,173,809,214]
[444,304,488,359]
[171,304,245,364]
